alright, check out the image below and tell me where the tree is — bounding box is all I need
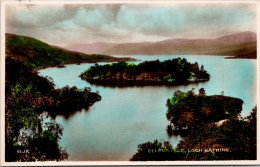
[221,91,224,96]
[187,88,195,96]
[194,62,199,69]
[5,58,70,161]
[199,88,206,96]
[200,65,204,71]
[246,106,257,159]
[174,90,183,97]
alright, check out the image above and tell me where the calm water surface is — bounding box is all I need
[38,55,256,161]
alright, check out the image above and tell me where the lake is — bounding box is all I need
[38,55,256,161]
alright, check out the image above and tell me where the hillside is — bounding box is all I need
[103,31,256,58]
[5,34,133,69]
[64,42,115,54]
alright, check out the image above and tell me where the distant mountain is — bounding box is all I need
[64,42,115,54]
[216,31,256,44]
[102,31,256,59]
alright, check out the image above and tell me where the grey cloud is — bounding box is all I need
[5,4,256,45]
[114,5,255,37]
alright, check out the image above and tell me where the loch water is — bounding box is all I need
[38,55,256,161]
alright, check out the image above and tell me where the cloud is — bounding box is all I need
[115,5,256,36]
[73,7,111,30]
[5,3,256,45]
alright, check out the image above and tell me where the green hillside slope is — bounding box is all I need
[6,34,132,69]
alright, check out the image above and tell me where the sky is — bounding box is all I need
[6,3,256,46]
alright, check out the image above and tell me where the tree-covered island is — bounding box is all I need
[80,58,210,85]
[166,88,243,135]
[131,89,256,160]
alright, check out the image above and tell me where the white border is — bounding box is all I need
[0,1,6,166]
[1,0,259,166]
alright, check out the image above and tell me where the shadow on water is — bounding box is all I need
[49,107,91,120]
[48,99,102,120]
[86,79,209,88]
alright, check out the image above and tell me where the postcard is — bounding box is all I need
[0,0,259,166]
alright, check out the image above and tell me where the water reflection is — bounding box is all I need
[38,55,256,161]
[86,79,206,88]
[49,107,91,120]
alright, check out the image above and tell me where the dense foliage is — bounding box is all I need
[80,58,210,83]
[166,88,243,133]
[131,107,256,160]
[6,34,132,69]
[5,57,101,161]
[48,86,101,118]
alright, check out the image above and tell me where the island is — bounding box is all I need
[5,34,132,161]
[166,88,243,135]
[130,89,256,160]
[79,58,210,86]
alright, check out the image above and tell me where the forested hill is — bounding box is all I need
[5,34,133,69]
